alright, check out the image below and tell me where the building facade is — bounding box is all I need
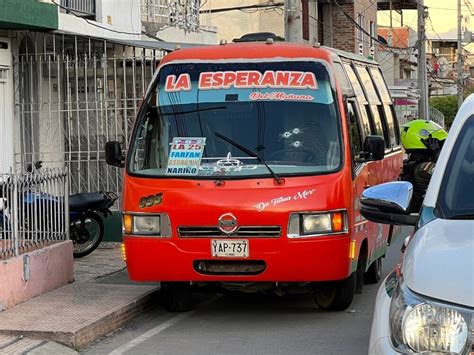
[201,0,377,58]
[0,0,216,186]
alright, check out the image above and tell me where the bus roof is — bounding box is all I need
[327,46,379,65]
[159,42,379,66]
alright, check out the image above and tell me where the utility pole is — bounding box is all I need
[417,0,429,120]
[284,0,301,42]
[457,0,464,108]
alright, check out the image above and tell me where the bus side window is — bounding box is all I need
[353,64,388,144]
[383,105,400,147]
[343,63,371,138]
[333,62,354,97]
[368,66,400,148]
[347,101,363,162]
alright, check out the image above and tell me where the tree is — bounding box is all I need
[429,96,457,129]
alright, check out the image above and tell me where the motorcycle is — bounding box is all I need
[22,162,118,258]
[69,191,117,257]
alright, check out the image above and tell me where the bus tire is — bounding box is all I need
[364,257,382,284]
[312,272,356,311]
[161,282,193,312]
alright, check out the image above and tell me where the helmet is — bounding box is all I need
[401,119,448,151]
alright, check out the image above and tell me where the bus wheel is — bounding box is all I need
[160,282,193,312]
[312,272,356,311]
[364,257,383,284]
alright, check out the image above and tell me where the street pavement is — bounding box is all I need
[0,244,158,353]
[82,228,409,355]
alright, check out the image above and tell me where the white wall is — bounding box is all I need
[58,1,216,45]
[378,50,399,86]
[201,0,284,43]
[0,36,14,174]
[96,0,141,35]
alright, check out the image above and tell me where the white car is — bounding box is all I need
[361,95,474,354]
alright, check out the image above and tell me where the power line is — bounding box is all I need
[333,0,418,51]
[199,2,283,14]
[52,0,170,40]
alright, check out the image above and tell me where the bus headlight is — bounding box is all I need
[303,214,332,234]
[134,216,161,234]
[123,213,171,237]
[288,210,347,238]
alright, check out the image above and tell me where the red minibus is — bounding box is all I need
[106,41,403,312]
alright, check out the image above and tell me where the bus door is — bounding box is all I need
[345,97,371,283]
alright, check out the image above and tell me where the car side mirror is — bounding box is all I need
[105,141,125,168]
[361,135,385,161]
[360,181,418,226]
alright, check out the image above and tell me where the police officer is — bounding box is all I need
[400,119,448,212]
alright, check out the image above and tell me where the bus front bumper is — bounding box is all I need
[122,235,353,282]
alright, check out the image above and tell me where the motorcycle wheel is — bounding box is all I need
[71,211,104,258]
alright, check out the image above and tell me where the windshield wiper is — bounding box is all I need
[215,132,284,185]
[159,106,227,116]
[448,212,474,220]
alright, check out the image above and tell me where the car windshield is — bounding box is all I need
[128,61,342,179]
[437,114,474,219]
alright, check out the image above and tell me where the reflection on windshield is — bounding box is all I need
[129,61,342,179]
[437,115,474,219]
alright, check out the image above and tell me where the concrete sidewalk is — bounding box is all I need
[0,245,160,352]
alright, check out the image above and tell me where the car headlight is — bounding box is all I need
[388,277,472,354]
[123,213,171,237]
[288,210,347,238]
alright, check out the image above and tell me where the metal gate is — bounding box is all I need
[13,32,166,204]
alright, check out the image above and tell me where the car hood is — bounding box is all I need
[403,218,474,308]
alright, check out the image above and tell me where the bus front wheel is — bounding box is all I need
[312,272,356,311]
[160,282,193,312]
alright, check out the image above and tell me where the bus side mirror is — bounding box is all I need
[361,135,385,161]
[105,141,125,168]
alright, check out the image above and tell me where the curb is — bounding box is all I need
[0,284,160,350]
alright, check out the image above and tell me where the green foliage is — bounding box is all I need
[429,96,458,129]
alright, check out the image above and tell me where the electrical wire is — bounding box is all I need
[51,0,171,40]
[333,1,418,51]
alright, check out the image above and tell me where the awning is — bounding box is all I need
[111,39,211,52]
[394,98,417,106]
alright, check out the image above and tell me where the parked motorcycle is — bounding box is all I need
[22,162,118,258]
[69,191,117,257]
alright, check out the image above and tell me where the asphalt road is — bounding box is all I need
[83,228,409,355]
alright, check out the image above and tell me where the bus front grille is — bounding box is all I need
[178,226,281,238]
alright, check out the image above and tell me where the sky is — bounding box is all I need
[377,0,469,38]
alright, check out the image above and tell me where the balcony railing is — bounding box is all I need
[141,0,200,32]
[60,0,95,18]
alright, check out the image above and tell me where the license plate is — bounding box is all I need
[211,239,249,258]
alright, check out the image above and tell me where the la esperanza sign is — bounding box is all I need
[164,70,318,92]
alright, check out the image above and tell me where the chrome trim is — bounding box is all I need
[287,230,349,239]
[361,181,413,214]
[178,225,281,238]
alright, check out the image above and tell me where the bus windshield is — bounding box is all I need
[128,60,342,179]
